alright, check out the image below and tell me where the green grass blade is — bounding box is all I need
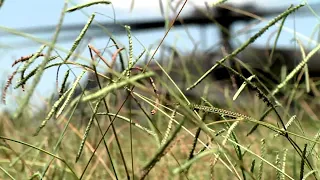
[82,71,154,102]
[66,0,111,12]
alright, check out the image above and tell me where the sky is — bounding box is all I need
[0,0,320,110]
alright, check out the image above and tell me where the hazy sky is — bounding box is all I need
[0,0,319,110]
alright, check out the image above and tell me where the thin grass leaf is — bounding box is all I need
[76,99,102,162]
[82,71,154,102]
[9,145,35,167]
[233,75,255,100]
[0,166,14,180]
[66,0,111,12]
[55,70,86,118]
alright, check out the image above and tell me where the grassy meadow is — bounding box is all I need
[1,1,320,179]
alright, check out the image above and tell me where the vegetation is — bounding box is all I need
[1,1,320,179]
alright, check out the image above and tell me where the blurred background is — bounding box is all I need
[0,0,320,111]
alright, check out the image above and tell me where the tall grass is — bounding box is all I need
[1,1,320,179]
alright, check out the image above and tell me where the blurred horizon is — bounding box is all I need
[0,0,319,111]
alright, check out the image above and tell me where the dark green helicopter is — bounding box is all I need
[11,1,320,106]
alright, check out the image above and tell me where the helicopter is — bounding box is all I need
[8,1,320,109]
[10,2,320,77]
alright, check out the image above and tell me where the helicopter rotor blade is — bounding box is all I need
[5,3,319,35]
[1,2,319,47]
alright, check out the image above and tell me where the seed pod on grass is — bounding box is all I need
[76,99,102,162]
[55,70,86,118]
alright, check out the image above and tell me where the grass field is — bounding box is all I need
[1,1,320,179]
